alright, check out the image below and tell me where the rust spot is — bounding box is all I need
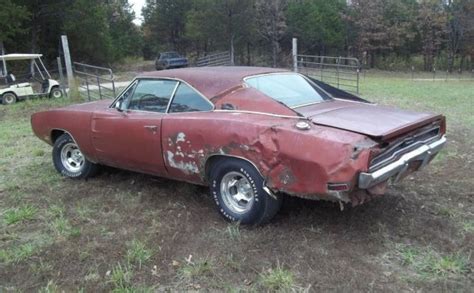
[278,168,295,186]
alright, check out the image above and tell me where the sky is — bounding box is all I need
[129,0,146,25]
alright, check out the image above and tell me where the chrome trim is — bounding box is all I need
[165,81,181,113]
[359,135,446,189]
[262,185,277,200]
[370,126,441,171]
[213,109,304,120]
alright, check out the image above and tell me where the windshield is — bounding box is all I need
[245,73,332,108]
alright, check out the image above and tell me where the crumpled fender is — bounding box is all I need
[161,112,376,200]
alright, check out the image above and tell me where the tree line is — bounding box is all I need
[0,0,142,66]
[1,0,473,72]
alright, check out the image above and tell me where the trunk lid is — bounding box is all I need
[297,100,442,140]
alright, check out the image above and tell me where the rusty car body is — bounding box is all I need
[31,66,447,224]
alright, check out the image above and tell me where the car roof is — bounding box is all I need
[138,66,289,99]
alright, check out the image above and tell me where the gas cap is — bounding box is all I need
[296,121,311,130]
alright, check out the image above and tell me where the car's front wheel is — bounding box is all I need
[209,158,282,225]
[53,133,98,179]
[2,93,17,105]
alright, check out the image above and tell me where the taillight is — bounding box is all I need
[439,117,447,135]
[368,147,382,166]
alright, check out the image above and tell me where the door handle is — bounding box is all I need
[144,125,158,134]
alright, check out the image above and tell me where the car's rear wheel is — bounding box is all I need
[53,133,98,179]
[50,87,63,99]
[2,93,17,105]
[209,158,282,225]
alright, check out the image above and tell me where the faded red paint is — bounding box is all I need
[298,100,443,140]
[31,66,446,205]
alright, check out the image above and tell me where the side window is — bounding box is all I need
[127,79,178,113]
[168,83,213,113]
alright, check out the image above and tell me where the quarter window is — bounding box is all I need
[126,79,178,113]
[168,83,213,113]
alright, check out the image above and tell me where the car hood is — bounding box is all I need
[297,100,442,140]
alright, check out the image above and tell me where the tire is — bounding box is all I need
[49,87,63,99]
[2,93,17,105]
[209,158,282,225]
[52,133,98,179]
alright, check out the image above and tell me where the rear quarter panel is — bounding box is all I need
[162,112,374,198]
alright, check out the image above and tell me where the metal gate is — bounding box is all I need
[292,38,360,94]
[296,55,360,94]
[74,62,116,100]
[196,51,233,67]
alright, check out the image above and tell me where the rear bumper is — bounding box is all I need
[358,135,446,189]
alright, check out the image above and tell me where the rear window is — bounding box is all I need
[245,73,331,108]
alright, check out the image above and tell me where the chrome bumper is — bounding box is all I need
[359,135,446,189]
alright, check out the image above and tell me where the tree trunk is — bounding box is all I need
[370,51,375,68]
[459,55,465,73]
[272,39,280,68]
[247,42,251,66]
[230,35,235,65]
[447,51,454,73]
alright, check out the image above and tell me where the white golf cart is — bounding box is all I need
[0,53,63,105]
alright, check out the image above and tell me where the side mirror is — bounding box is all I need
[115,100,124,112]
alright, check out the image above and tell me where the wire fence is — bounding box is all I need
[406,67,474,81]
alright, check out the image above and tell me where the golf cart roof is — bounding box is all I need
[0,54,43,61]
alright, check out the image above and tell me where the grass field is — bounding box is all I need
[0,73,473,291]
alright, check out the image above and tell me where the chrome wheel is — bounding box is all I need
[60,143,84,173]
[220,171,255,214]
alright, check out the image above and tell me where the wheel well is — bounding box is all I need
[51,129,65,143]
[204,155,262,182]
[50,85,60,93]
[1,91,17,97]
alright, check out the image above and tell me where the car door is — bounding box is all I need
[161,82,214,181]
[91,78,179,176]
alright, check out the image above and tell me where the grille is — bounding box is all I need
[369,125,441,172]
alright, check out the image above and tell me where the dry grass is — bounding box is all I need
[0,74,473,291]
